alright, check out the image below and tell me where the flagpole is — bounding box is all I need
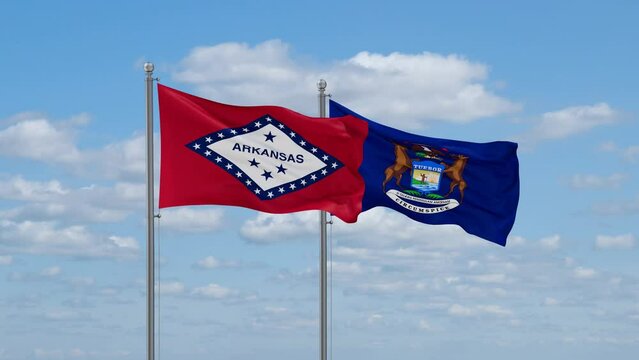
[144,62,155,360]
[317,79,328,360]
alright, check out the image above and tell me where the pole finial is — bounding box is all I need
[144,62,155,73]
[317,79,327,91]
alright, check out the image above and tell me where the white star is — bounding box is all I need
[225,163,233,170]
[217,133,225,138]
[242,128,249,132]
[278,124,285,129]
[204,150,212,156]
[278,187,285,193]
[322,155,329,161]
[230,129,237,135]
[245,179,252,186]
[205,137,213,143]
[331,162,338,168]
[289,183,296,190]
[254,121,262,128]
[311,147,318,153]
[289,131,296,137]
[215,156,222,163]
[235,171,242,178]
[299,140,306,146]
[310,174,317,181]
[321,169,327,175]
[300,179,307,186]
[254,189,261,194]
[266,116,272,122]
[267,192,274,198]
[193,143,201,150]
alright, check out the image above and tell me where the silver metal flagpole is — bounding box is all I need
[144,62,155,360]
[317,79,328,360]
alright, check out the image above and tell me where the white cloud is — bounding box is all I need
[193,255,238,269]
[239,211,317,243]
[174,40,519,128]
[0,179,144,224]
[191,283,236,299]
[0,113,148,182]
[158,281,186,295]
[0,176,68,201]
[574,266,597,279]
[448,304,512,317]
[0,255,12,265]
[0,220,138,259]
[470,273,508,284]
[160,207,224,233]
[568,173,628,189]
[522,103,618,144]
[623,145,639,163]
[592,195,639,215]
[195,256,221,269]
[0,115,82,164]
[417,319,431,330]
[539,234,560,250]
[40,266,61,277]
[448,304,474,317]
[543,297,560,306]
[595,234,636,249]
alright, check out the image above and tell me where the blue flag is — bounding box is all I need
[330,100,520,246]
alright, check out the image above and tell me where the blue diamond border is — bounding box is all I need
[186,114,344,200]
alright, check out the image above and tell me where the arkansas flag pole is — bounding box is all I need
[317,79,328,360]
[144,62,155,360]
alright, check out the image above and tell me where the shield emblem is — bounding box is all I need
[410,160,445,193]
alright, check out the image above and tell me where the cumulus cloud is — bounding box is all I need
[0,114,83,164]
[595,234,636,250]
[40,266,61,277]
[0,220,138,259]
[0,177,145,224]
[193,255,239,269]
[0,113,148,182]
[592,195,639,216]
[173,40,519,128]
[239,211,317,243]
[191,283,236,299]
[159,207,225,233]
[574,266,597,279]
[539,234,560,250]
[568,173,628,189]
[158,281,186,295]
[448,304,512,318]
[520,103,618,145]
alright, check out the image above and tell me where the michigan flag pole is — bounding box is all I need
[144,62,155,360]
[317,79,328,360]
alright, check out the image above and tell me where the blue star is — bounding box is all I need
[249,158,260,167]
[276,164,287,174]
[264,131,276,142]
[261,170,273,181]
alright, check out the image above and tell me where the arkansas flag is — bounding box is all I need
[158,85,368,222]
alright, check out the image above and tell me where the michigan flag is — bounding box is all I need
[330,100,520,246]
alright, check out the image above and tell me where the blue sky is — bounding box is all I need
[1,1,638,359]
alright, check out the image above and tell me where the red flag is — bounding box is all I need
[158,85,368,222]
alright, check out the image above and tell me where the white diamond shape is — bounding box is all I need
[207,123,326,191]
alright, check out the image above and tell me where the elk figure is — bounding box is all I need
[382,144,412,192]
[443,154,469,203]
